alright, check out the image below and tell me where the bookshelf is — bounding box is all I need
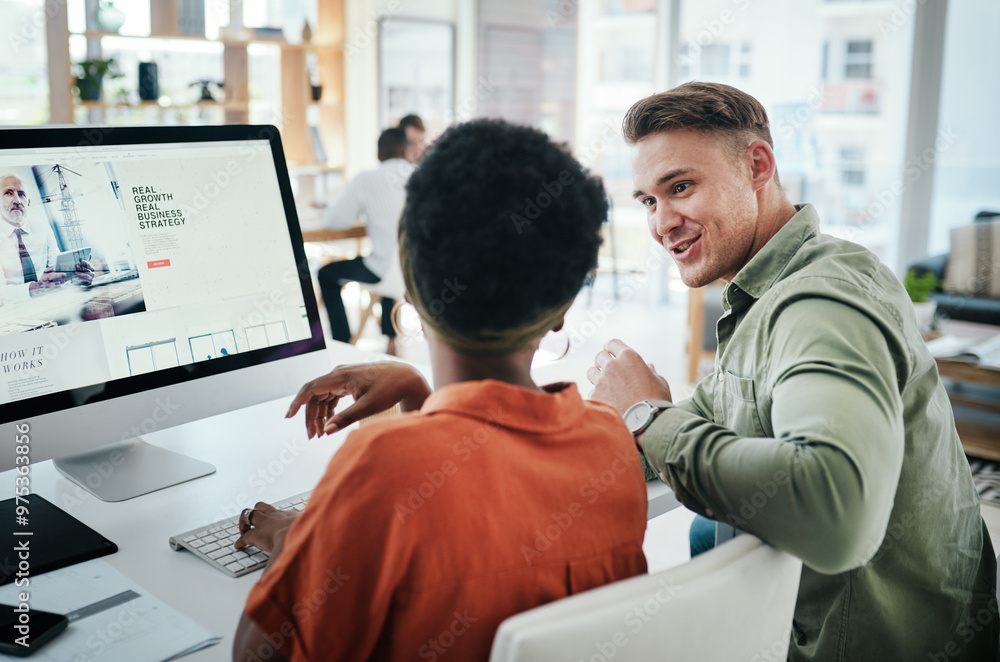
[44,0,346,171]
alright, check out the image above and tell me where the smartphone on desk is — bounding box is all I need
[0,604,68,657]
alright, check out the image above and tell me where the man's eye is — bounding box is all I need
[642,197,655,208]
[674,182,691,194]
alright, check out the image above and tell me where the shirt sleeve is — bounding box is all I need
[641,297,905,574]
[243,434,409,660]
[321,175,366,230]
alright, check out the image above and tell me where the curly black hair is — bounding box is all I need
[401,119,607,342]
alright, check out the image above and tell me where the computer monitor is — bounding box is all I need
[0,125,328,501]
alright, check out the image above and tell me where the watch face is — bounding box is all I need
[624,402,652,433]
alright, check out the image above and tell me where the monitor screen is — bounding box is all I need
[0,125,325,427]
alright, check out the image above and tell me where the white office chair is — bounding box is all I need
[350,254,406,345]
[489,534,802,662]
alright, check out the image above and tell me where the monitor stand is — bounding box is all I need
[53,439,216,502]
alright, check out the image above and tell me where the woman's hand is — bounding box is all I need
[286,362,432,438]
[235,502,298,555]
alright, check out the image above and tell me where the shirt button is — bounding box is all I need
[717,372,725,383]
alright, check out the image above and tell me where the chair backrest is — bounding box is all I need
[361,251,406,300]
[489,534,802,662]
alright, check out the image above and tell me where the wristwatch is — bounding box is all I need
[623,400,674,436]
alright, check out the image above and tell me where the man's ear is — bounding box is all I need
[746,140,777,193]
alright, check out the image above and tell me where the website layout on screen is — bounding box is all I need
[0,139,310,404]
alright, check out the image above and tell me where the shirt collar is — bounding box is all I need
[420,379,590,434]
[2,220,28,238]
[726,203,819,308]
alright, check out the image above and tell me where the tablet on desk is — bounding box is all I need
[52,246,91,274]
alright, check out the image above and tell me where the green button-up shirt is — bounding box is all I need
[642,204,997,661]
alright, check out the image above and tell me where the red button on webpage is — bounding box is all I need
[147,259,171,269]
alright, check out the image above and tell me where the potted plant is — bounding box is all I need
[904,268,942,335]
[73,58,123,101]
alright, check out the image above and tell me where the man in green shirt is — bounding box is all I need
[588,81,997,661]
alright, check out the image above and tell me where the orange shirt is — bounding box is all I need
[244,380,648,661]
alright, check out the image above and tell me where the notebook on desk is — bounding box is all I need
[0,494,117,585]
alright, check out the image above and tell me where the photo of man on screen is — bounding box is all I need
[0,173,94,302]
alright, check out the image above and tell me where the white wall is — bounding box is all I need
[343,0,477,177]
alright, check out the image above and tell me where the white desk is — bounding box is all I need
[0,350,678,660]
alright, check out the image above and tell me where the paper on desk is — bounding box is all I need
[928,333,1000,370]
[0,559,220,662]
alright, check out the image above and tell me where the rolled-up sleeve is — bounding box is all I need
[641,297,905,574]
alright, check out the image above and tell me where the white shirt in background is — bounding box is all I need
[321,158,415,279]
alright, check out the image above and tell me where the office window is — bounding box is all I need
[605,0,656,13]
[0,0,50,124]
[678,43,693,80]
[840,146,866,187]
[738,42,752,78]
[700,44,731,77]
[845,40,873,79]
[577,1,926,267]
[928,0,1000,254]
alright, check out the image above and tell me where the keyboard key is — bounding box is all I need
[183,535,197,543]
[217,554,236,566]
[238,557,257,568]
[201,542,220,553]
[225,562,243,573]
[207,548,229,560]
[250,552,268,563]
[190,539,208,549]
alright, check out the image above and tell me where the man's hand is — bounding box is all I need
[588,339,673,416]
[28,267,66,296]
[74,259,95,285]
[235,502,298,555]
[286,362,432,438]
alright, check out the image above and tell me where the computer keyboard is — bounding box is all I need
[169,491,312,577]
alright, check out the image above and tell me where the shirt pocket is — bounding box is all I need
[717,370,767,438]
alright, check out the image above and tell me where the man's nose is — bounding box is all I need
[651,204,683,238]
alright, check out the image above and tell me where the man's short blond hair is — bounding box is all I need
[623,81,774,150]
[623,81,778,184]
